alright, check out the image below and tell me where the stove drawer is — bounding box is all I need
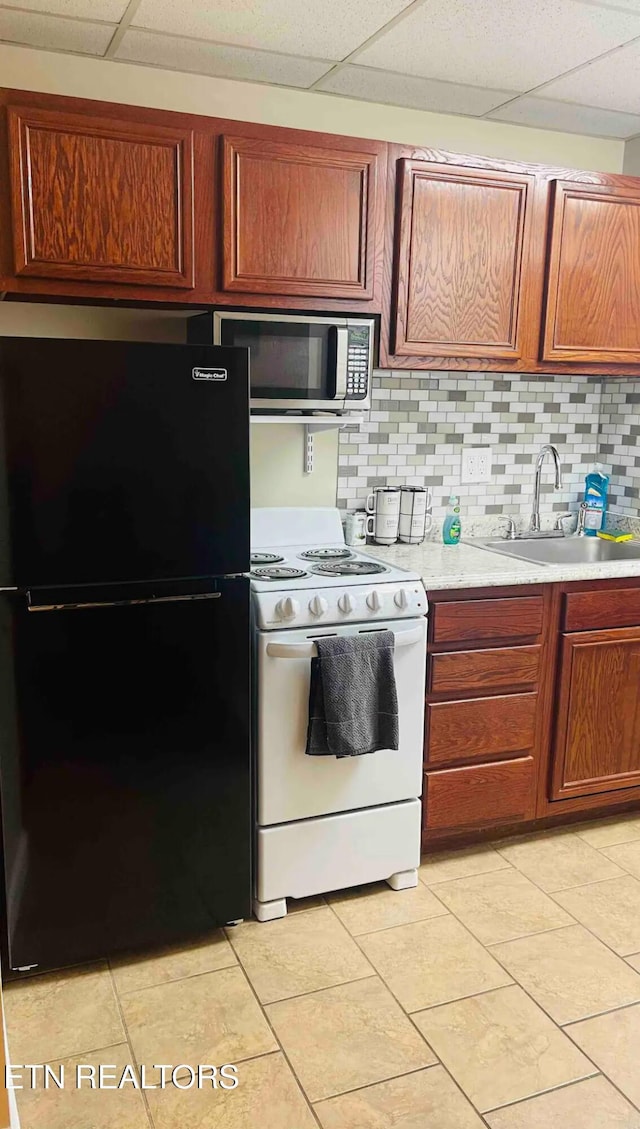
[256,799,421,902]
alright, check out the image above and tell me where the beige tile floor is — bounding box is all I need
[8,814,640,1128]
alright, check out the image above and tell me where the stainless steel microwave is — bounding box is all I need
[209,311,375,413]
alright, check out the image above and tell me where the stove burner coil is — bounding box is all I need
[250,566,309,581]
[251,552,285,566]
[299,547,353,561]
[311,561,389,577]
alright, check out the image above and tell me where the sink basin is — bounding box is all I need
[474,536,640,566]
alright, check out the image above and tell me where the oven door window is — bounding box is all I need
[219,320,334,399]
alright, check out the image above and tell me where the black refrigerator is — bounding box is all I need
[0,336,251,976]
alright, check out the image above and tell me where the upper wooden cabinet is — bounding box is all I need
[552,627,640,800]
[221,133,381,300]
[7,104,195,289]
[543,180,640,364]
[391,160,535,359]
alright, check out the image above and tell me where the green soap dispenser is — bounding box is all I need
[443,495,462,545]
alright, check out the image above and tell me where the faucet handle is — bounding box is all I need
[498,515,517,540]
[576,502,589,536]
[554,511,573,533]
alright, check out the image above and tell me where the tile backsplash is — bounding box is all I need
[338,371,604,525]
[598,381,640,514]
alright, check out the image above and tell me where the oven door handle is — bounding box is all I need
[266,625,424,659]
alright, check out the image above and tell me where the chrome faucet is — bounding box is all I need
[529,444,562,533]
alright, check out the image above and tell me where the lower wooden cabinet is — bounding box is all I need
[423,580,640,848]
[552,627,640,800]
[424,757,535,832]
[426,692,537,767]
[423,586,548,842]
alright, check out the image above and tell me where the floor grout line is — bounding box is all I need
[331,909,451,939]
[112,958,240,997]
[228,949,325,1128]
[504,859,640,965]
[255,971,378,1008]
[560,1015,640,1115]
[562,996,640,1026]
[310,1062,441,1107]
[482,1073,605,1116]
[106,964,156,1129]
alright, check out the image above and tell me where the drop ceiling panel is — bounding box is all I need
[541,40,640,114]
[318,65,516,116]
[582,0,640,9]
[356,0,640,92]
[132,0,414,61]
[116,29,332,87]
[0,9,114,53]
[0,0,127,18]
[488,95,640,138]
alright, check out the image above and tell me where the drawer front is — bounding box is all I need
[564,588,640,632]
[426,692,537,767]
[431,596,544,644]
[424,756,535,832]
[429,645,541,695]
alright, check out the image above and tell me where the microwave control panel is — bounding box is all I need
[346,325,371,400]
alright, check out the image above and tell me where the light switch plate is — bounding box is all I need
[461,446,492,483]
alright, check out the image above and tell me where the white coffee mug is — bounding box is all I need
[365,487,401,545]
[398,486,433,544]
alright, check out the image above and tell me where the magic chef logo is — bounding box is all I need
[192,367,228,382]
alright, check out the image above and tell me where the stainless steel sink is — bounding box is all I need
[473,536,640,566]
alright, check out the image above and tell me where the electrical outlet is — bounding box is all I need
[461,446,492,483]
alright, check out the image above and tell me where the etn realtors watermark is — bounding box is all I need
[5,1063,239,1090]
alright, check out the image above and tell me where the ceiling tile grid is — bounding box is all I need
[317,64,516,117]
[0,0,128,18]
[2,0,640,139]
[115,29,332,87]
[131,0,417,62]
[0,7,115,54]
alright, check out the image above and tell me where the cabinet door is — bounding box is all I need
[552,627,640,800]
[392,160,533,358]
[543,180,640,363]
[8,105,194,288]
[222,134,379,299]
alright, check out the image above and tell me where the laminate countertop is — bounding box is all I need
[372,538,640,592]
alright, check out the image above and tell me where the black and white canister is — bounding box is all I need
[398,486,433,544]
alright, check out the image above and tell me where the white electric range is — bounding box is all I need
[250,507,427,921]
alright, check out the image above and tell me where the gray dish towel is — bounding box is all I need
[305,631,399,758]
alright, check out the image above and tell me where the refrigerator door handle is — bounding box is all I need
[27,593,222,612]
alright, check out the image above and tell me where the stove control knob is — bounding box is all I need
[338,592,357,614]
[309,595,329,618]
[394,588,410,610]
[366,590,382,612]
[275,596,299,620]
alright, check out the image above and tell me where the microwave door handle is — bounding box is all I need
[332,326,349,401]
[266,626,424,659]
